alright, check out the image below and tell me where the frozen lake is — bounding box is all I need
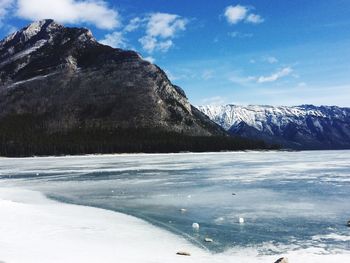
[0,151,349,258]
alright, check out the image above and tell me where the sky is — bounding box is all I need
[0,0,350,107]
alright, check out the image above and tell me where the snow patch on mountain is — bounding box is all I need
[198,104,350,149]
[0,39,47,67]
[198,104,347,132]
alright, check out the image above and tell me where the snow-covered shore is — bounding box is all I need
[0,187,349,263]
[0,188,210,263]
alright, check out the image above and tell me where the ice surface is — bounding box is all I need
[0,151,350,262]
[0,187,349,263]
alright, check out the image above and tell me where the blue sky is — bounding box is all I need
[1,0,350,106]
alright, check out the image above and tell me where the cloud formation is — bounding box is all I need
[224,5,248,24]
[124,17,143,32]
[99,12,188,54]
[0,0,14,25]
[16,0,120,29]
[228,31,253,38]
[143,56,155,63]
[224,5,264,25]
[100,12,188,53]
[246,13,264,24]
[264,56,278,64]
[146,13,187,38]
[100,31,127,48]
[139,36,173,53]
[257,67,293,83]
[139,13,187,53]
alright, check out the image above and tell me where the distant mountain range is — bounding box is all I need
[199,104,350,150]
[0,20,273,156]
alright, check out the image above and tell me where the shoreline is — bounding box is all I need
[0,187,349,263]
[3,148,350,159]
[0,187,350,263]
[0,187,210,263]
[0,149,284,159]
[5,149,350,159]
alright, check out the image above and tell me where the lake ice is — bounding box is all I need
[0,151,349,261]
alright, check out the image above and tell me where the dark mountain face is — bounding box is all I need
[0,20,273,156]
[0,19,224,136]
[199,104,350,150]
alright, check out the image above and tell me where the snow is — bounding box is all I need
[0,187,209,263]
[6,72,59,89]
[22,20,47,42]
[78,29,96,43]
[0,186,349,263]
[198,104,350,132]
[0,20,62,68]
[0,20,47,50]
[0,39,47,67]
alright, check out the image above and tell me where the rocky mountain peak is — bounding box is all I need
[0,20,102,84]
[19,19,60,41]
[1,19,60,48]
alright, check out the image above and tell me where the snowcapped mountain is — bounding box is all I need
[198,105,350,150]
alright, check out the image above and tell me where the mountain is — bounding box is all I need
[0,20,273,156]
[198,104,350,150]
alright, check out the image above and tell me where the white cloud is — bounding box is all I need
[146,13,187,38]
[143,56,155,63]
[224,5,248,24]
[0,0,13,16]
[16,0,120,29]
[246,13,264,24]
[99,13,187,53]
[228,31,253,38]
[257,67,293,83]
[224,5,264,25]
[100,31,127,48]
[139,35,173,53]
[264,56,278,64]
[124,17,143,32]
[0,0,14,25]
[139,12,187,53]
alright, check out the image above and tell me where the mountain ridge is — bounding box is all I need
[0,19,218,135]
[199,104,350,150]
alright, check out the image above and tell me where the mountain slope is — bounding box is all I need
[199,104,350,150]
[0,20,273,156]
[0,19,222,136]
